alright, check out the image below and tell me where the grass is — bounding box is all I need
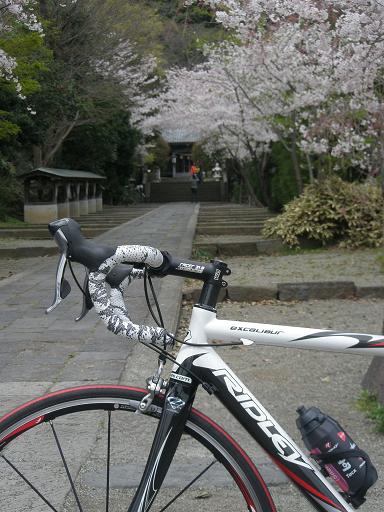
[0,215,26,228]
[376,254,384,273]
[357,390,384,433]
[192,247,215,261]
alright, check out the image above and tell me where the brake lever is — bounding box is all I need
[75,269,93,322]
[46,253,71,313]
[46,229,71,314]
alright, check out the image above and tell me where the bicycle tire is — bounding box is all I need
[0,385,276,511]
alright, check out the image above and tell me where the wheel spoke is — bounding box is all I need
[158,460,217,512]
[106,411,111,512]
[49,420,84,512]
[1,453,59,512]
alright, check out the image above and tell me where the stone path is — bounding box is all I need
[0,203,197,414]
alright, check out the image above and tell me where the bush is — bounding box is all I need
[262,176,384,248]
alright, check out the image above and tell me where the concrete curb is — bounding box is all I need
[158,203,200,333]
[0,246,57,259]
[194,238,283,256]
[183,281,384,302]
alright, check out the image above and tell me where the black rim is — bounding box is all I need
[0,394,262,512]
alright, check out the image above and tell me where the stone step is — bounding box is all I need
[194,237,283,256]
[195,203,274,240]
[198,219,268,226]
[198,216,272,222]
[149,182,225,202]
[0,227,107,239]
[0,205,157,240]
[199,207,269,211]
[196,225,264,235]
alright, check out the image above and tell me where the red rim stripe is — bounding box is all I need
[0,385,144,424]
[194,408,277,512]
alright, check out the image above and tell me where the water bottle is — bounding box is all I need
[296,405,377,508]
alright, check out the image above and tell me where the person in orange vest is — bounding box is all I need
[190,173,199,202]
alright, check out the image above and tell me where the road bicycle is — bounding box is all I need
[0,217,383,512]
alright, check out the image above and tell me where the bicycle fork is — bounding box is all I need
[127,363,198,512]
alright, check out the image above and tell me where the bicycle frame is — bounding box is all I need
[129,304,384,512]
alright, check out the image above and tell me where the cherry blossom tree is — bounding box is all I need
[144,0,384,199]
[186,0,384,183]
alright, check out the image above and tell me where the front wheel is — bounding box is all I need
[0,385,276,511]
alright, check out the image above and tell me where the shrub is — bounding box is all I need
[262,176,384,248]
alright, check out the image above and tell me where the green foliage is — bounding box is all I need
[0,24,51,150]
[357,391,384,434]
[263,176,384,248]
[0,28,51,95]
[60,111,141,204]
[191,141,224,173]
[150,1,215,24]
[147,136,170,173]
[377,254,384,273]
[192,247,215,261]
[144,0,225,68]
[0,217,25,227]
[0,111,20,140]
[0,158,23,220]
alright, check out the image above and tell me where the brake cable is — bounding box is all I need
[143,268,164,328]
[143,268,250,349]
[68,259,88,298]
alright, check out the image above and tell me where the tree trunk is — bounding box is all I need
[259,151,271,207]
[306,153,314,184]
[39,0,49,18]
[290,134,303,193]
[230,157,264,207]
[290,113,303,194]
[42,112,80,166]
[32,145,42,167]
[237,164,264,207]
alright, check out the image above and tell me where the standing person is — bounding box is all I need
[190,174,199,202]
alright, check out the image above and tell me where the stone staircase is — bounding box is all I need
[194,203,282,256]
[0,205,156,240]
[0,204,157,258]
[149,180,226,202]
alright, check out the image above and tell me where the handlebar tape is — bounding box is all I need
[88,246,173,347]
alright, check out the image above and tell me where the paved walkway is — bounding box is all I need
[0,203,198,416]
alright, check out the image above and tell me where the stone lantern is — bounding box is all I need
[212,162,223,181]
